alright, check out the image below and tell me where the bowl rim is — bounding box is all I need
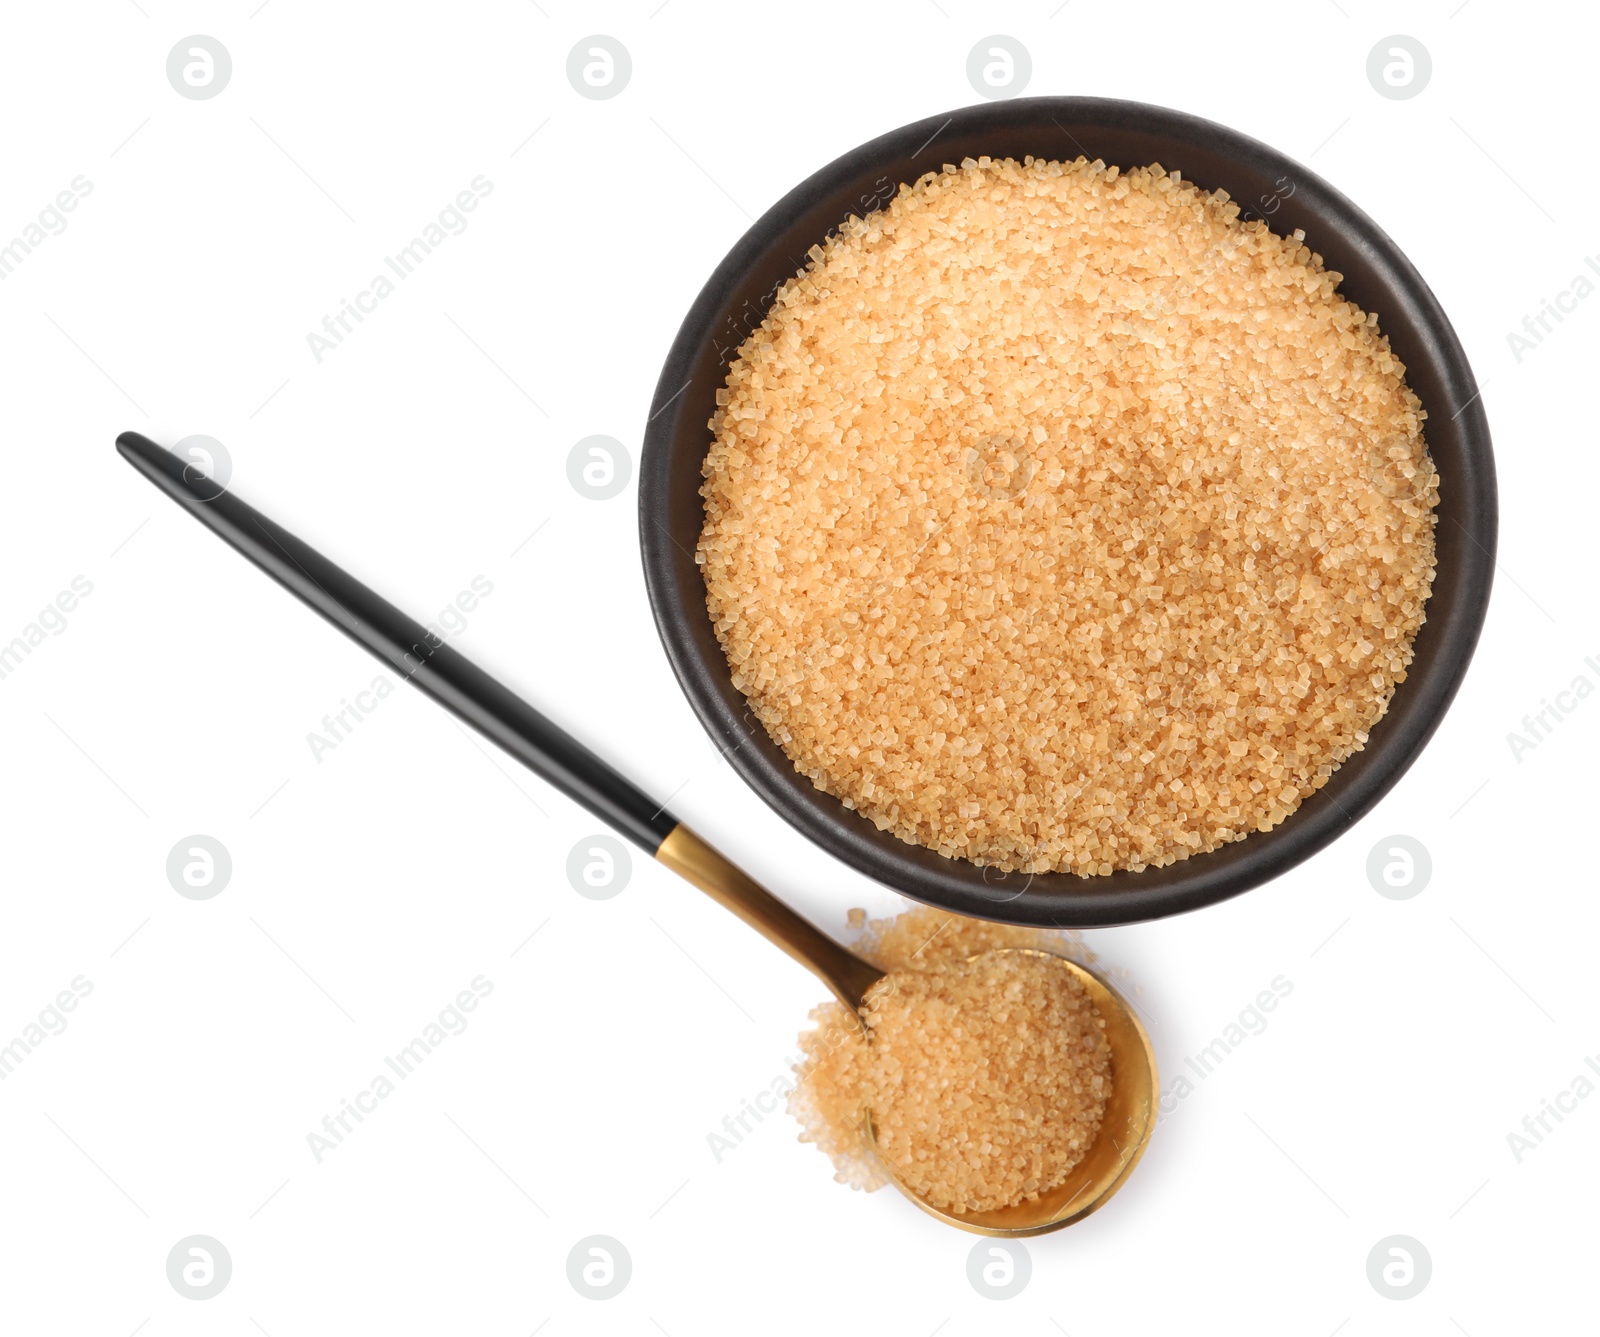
[638,95,1497,927]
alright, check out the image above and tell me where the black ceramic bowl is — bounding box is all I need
[639,96,1496,928]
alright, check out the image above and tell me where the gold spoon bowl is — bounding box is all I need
[661,831,1158,1235]
[866,949,1157,1236]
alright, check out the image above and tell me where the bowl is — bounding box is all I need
[638,96,1496,928]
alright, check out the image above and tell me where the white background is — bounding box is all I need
[0,2,1593,1333]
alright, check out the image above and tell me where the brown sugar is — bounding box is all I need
[699,156,1439,875]
[788,906,1109,1214]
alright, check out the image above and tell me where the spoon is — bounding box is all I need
[116,430,1157,1234]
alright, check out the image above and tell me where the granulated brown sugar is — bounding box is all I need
[788,906,1109,1213]
[699,156,1439,875]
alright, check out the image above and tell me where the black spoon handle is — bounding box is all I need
[115,431,679,853]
